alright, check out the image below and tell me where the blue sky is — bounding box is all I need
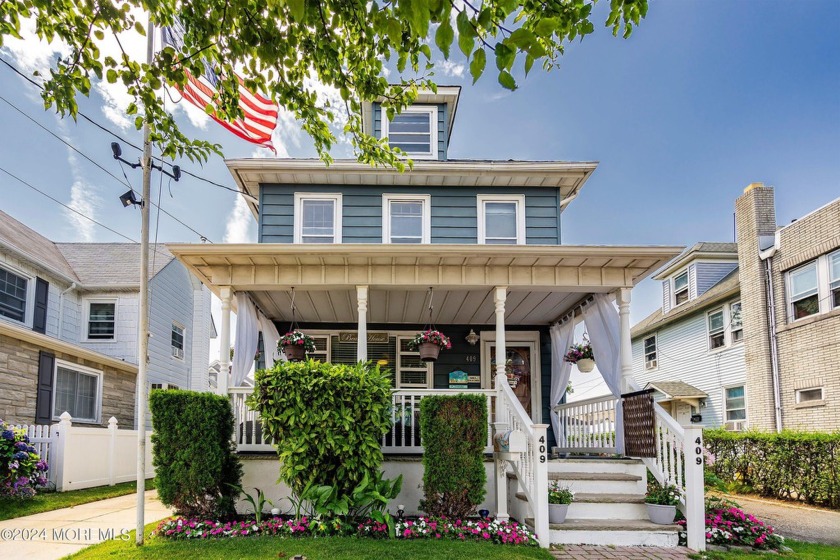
[0,0,838,337]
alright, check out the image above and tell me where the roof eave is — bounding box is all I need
[653,252,739,281]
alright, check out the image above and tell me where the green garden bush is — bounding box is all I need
[419,394,487,518]
[704,429,840,508]
[248,360,392,498]
[150,390,242,517]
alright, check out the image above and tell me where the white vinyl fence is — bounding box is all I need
[16,412,154,492]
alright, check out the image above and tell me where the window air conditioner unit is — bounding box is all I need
[725,421,746,432]
[646,359,657,369]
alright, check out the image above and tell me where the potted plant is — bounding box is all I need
[278,330,316,362]
[645,482,680,525]
[548,481,574,524]
[564,341,595,373]
[407,329,451,362]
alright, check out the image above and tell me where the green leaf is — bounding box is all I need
[134,21,145,36]
[458,32,475,58]
[498,69,516,90]
[106,69,117,83]
[469,48,486,84]
[435,17,454,59]
[288,0,305,21]
[495,42,515,71]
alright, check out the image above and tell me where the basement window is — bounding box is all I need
[796,387,824,404]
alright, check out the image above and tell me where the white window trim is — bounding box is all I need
[730,301,743,343]
[671,269,690,308]
[476,194,526,245]
[643,334,658,370]
[0,262,35,328]
[51,359,103,424]
[786,249,840,322]
[382,194,431,244]
[293,193,343,244]
[706,299,742,352]
[722,383,747,427]
[171,321,186,361]
[381,105,438,160]
[396,335,433,389]
[82,298,117,342]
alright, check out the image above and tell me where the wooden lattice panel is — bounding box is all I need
[622,391,657,458]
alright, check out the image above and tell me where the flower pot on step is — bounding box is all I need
[647,503,677,525]
[576,358,595,373]
[283,344,306,361]
[418,342,441,362]
[548,503,569,524]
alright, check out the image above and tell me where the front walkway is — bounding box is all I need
[552,545,691,559]
[0,490,172,560]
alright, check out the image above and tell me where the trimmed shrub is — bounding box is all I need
[704,429,840,508]
[248,360,392,497]
[150,390,242,517]
[419,394,487,518]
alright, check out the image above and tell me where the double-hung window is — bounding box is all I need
[788,261,819,319]
[477,195,525,245]
[383,195,430,243]
[673,271,689,306]
[724,385,746,422]
[830,251,840,309]
[294,193,342,243]
[171,323,185,359]
[730,301,743,343]
[382,106,438,159]
[87,301,116,340]
[0,266,28,323]
[643,335,657,370]
[708,308,726,349]
[53,361,101,423]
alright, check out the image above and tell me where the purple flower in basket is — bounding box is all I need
[563,342,594,364]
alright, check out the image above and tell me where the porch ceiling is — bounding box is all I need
[168,243,682,324]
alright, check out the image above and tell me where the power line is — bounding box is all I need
[0,91,213,242]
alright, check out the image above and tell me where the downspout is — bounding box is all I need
[57,282,77,340]
[759,246,782,432]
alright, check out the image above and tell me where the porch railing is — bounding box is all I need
[229,387,494,454]
[553,394,618,454]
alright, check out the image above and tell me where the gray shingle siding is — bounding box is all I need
[695,262,739,297]
[258,185,562,245]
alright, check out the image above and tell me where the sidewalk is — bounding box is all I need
[0,490,172,560]
[717,493,840,545]
[552,545,691,559]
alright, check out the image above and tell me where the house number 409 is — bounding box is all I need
[538,436,546,463]
[695,437,703,465]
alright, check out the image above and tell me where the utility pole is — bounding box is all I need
[135,15,154,546]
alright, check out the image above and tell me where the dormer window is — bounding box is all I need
[673,271,689,306]
[383,106,438,159]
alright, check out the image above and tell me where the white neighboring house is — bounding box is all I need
[631,242,747,430]
[0,210,214,428]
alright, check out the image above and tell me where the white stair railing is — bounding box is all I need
[494,374,549,548]
[553,394,618,454]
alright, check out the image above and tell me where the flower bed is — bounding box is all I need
[677,499,785,550]
[154,515,538,546]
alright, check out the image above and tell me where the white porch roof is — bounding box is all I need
[168,244,682,325]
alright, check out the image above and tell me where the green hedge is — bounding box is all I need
[419,394,487,518]
[704,429,840,508]
[249,360,392,497]
[150,390,242,517]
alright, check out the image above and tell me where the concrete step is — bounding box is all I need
[526,517,681,547]
[548,457,646,476]
[515,491,648,520]
[548,471,646,495]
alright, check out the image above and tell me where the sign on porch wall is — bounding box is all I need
[448,370,469,389]
[338,332,390,343]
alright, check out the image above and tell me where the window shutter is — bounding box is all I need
[35,351,55,424]
[33,278,49,333]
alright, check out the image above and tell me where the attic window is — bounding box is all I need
[673,271,689,306]
[383,106,437,159]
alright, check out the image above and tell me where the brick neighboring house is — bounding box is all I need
[0,210,214,428]
[736,184,840,431]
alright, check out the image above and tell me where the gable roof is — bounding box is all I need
[631,268,740,339]
[0,209,79,282]
[653,242,738,280]
[645,381,708,400]
[55,243,175,286]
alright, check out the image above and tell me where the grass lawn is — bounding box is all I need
[0,479,155,521]
[689,540,840,560]
[65,524,553,560]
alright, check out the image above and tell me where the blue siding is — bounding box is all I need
[696,262,738,296]
[373,102,448,161]
[259,185,562,245]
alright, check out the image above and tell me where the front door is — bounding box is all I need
[490,345,533,417]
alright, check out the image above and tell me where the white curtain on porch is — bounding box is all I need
[549,320,575,445]
[583,293,625,455]
[258,311,283,367]
[232,293,259,387]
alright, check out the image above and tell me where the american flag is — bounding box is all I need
[161,21,278,152]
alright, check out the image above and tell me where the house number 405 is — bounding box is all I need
[695,437,703,465]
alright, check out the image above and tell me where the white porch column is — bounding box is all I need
[356,285,368,362]
[218,286,232,395]
[494,286,507,378]
[617,287,634,394]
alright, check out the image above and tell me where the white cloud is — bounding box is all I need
[436,60,465,78]
[64,179,101,242]
[223,195,256,243]
[0,18,69,78]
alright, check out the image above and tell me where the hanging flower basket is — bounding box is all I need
[407,329,451,362]
[278,330,316,362]
[564,342,595,373]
